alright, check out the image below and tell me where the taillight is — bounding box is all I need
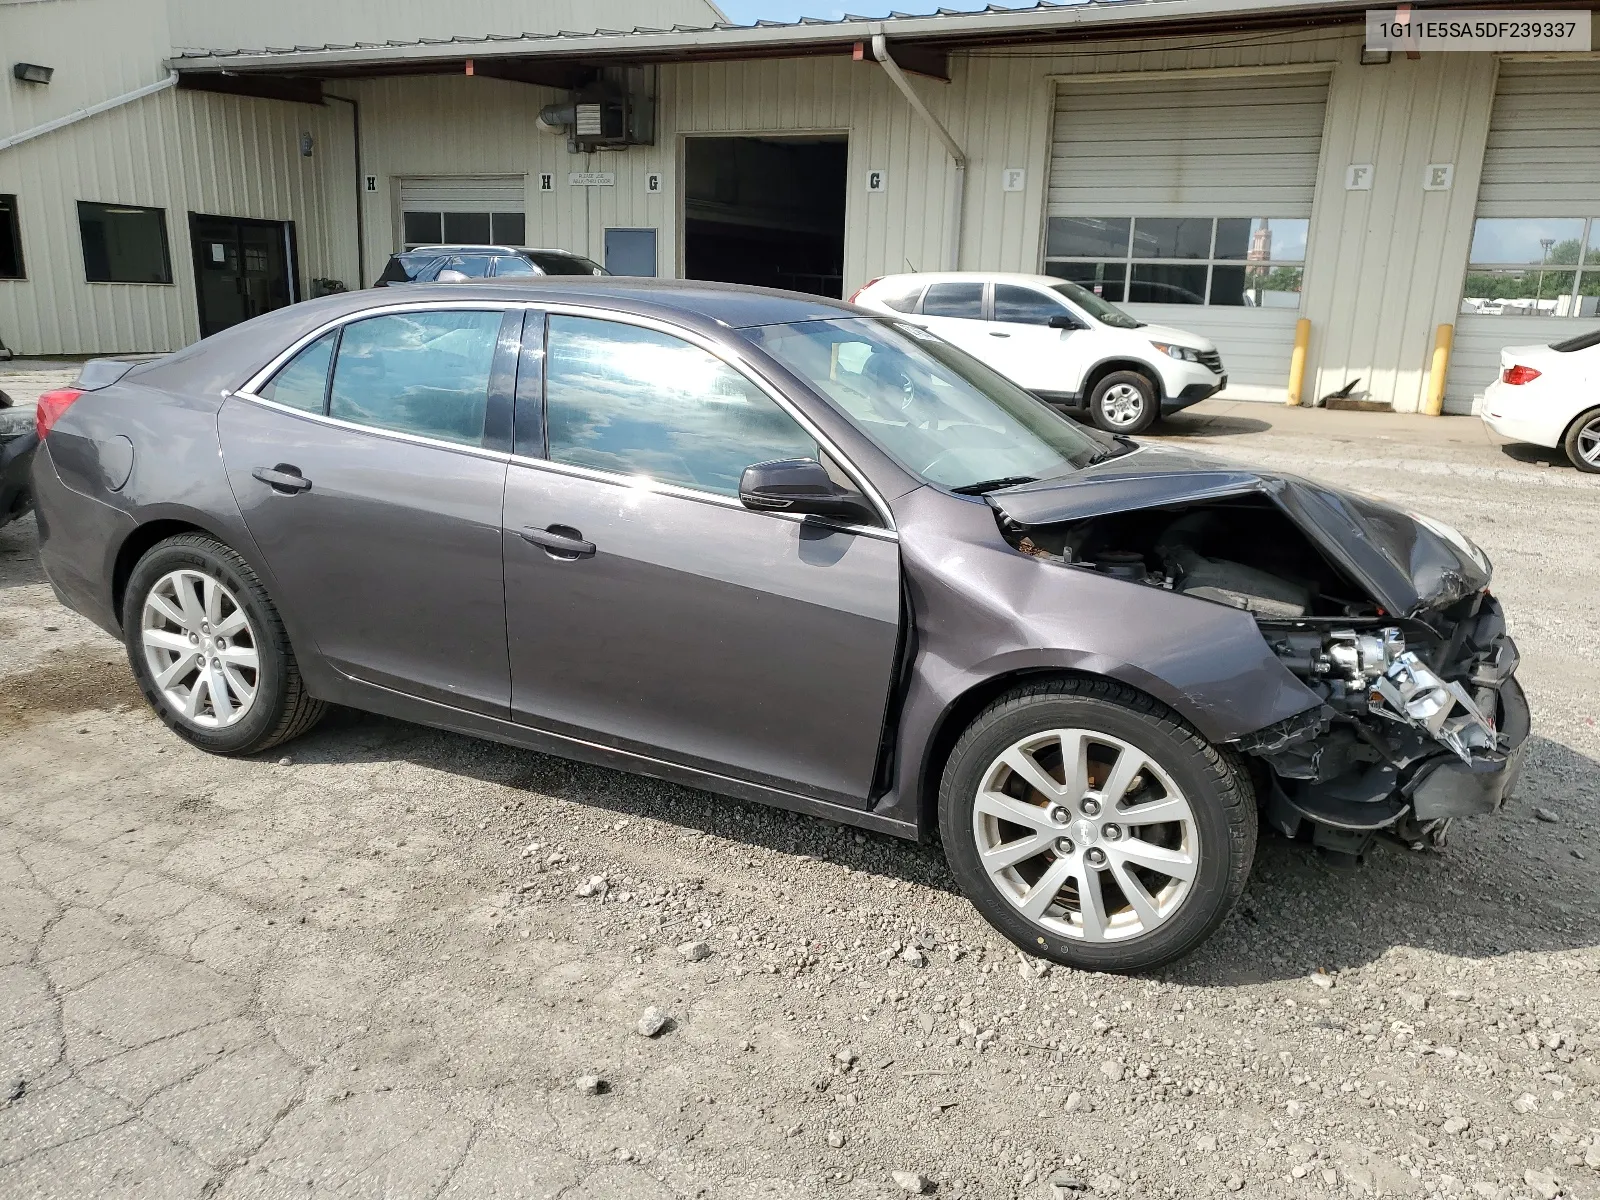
[1501,364,1541,385]
[35,388,83,439]
[847,277,881,303]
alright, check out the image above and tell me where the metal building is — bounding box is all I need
[2,0,1596,414]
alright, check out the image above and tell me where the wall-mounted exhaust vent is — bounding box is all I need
[536,65,655,154]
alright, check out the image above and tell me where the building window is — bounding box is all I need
[0,195,22,280]
[402,211,525,249]
[1044,216,1308,309]
[77,201,172,284]
[1461,217,1600,318]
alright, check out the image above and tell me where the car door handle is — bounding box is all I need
[988,331,1011,338]
[252,465,312,494]
[520,525,596,560]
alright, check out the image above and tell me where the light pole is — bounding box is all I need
[1537,237,1555,305]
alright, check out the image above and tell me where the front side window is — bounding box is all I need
[1461,217,1598,317]
[743,317,1105,491]
[0,195,23,280]
[328,310,503,446]
[78,201,172,284]
[434,254,492,279]
[258,330,337,413]
[544,316,817,496]
[492,256,539,276]
[992,283,1070,326]
[920,281,985,319]
[1045,216,1307,309]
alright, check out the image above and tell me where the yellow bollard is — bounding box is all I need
[1422,323,1454,416]
[1285,317,1312,406]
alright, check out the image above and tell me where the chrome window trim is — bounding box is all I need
[228,389,514,465]
[505,451,899,543]
[236,297,897,534]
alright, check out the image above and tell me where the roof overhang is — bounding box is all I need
[165,0,1472,80]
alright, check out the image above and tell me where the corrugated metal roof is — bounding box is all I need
[168,0,1385,68]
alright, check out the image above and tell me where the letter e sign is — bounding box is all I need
[867,169,886,193]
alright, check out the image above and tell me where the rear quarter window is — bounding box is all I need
[872,281,926,313]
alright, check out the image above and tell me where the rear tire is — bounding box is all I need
[938,677,1255,973]
[1563,406,1600,473]
[122,533,325,755]
[1088,370,1158,435]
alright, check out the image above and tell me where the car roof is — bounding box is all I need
[865,271,1065,290]
[403,245,592,258]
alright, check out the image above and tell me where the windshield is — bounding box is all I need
[1047,279,1142,329]
[742,317,1108,490]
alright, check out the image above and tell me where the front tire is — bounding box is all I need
[1563,406,1600,473]
[1088,370,1158,435]
[123,533,326,755]
[938,678,1255,973]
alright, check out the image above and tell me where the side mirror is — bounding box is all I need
[436,269,470,283]
[738,458,877,525]
[1047,313,1083,330]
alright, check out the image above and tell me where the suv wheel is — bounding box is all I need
[123,533,326,755]
[1088,370,1158,435]
[939,678,1255,972]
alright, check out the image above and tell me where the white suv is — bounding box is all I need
[851,272,1225,434]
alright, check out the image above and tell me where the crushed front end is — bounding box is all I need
[986,452,1530,860]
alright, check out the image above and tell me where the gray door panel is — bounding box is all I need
[218,398,511,714]
[503,465,901,805]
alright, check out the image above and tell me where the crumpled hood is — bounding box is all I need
[987,444,1491,617]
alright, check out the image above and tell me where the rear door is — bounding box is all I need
[501,311,902,804]
[219,303,521,714]
[914,280,1010,370]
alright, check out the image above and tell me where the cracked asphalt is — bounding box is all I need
[1,389,1598,1199]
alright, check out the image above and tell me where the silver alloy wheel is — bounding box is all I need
[971,728,1199,942]
[1578,414,1600,467]
[140,569,260,729]
[1099,383,1146,428]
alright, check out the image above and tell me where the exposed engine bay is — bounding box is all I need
[1001,495,1528,859]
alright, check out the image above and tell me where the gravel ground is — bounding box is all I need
[1,398,1597,1199]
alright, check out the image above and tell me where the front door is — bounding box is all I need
[190,214,296,337]
[502,312,902,804]
[219,305,519,714]
[987,282,1091,395]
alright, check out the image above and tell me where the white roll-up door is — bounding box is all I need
[1046,70,1329,400]
[1048,72,1329,218]
[1448,63,1600,414]
[398,175,527,248]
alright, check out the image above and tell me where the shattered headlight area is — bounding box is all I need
[1247,594,1528,859]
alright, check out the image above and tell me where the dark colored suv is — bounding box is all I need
[376,245,607,285]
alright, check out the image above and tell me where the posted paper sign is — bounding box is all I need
[1366,9,1591,51]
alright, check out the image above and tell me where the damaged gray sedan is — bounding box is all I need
[30,281,1527,971]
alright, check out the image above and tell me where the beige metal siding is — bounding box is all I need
[1446,61,1600,414]
[0,86,354,354]
[1300,45,1498,413]
[1048,73,1329,217]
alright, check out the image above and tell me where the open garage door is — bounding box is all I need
[1447,63,1600,414]
[1044,70,1329,400]
[398,176,527,249]
[683,137,847,298]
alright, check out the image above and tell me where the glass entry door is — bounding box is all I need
[189,213,297,337]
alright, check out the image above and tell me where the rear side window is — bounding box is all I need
[378,253,438,285]
[258,330,337,413]
[543,315,816,495]
[992,284,1069,325]
[435,254,492,279]
[328,311,504,446]
[873,281,925,313]
[491,255,539,277]
[920,281,984,318]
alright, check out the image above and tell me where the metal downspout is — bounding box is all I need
[0,71,179,153]
[325,93,366,289]
[870,32,965,271]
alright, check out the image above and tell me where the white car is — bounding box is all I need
[850,271,1225,434]
[1480,329,1600,473]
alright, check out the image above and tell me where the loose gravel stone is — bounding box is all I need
[890,1170,931,1194]
[1100,1059,1125,1082]
[827,1130,844,1148]
[1534,806,1561,823]
[1524,1168,1561,1199]
[576,1074,606,1095]
[677,940,711,962]
[636,1006,670,1038]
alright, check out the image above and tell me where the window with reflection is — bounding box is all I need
[259,330,337,413]
[1460,217,1599,318]
[328,310,502,446]
[1043,216,1307,309]
[543,316,817,496]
